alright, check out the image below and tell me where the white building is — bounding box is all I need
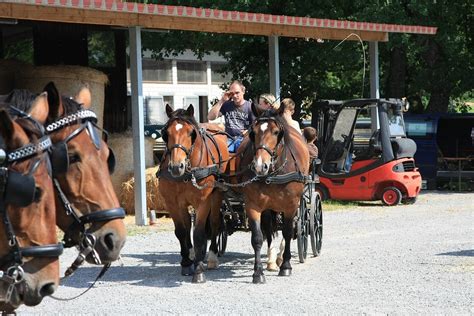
[127,49,230,126]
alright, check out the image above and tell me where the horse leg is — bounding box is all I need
[207,191,222,270]
[276,238,285,267]
[261,210,277,271]
[192,199,212,283]
[171,212,194,276]
[248,207,265,284]
[278,215,294,277]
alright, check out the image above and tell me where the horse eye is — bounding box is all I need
[273,130,280,136]
[69,153,81,164]
[34,187,43,203]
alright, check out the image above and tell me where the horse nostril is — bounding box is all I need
[104,233,115,251]
[179,163,185,170]
[263,163,269,171]
[39,282,56,297]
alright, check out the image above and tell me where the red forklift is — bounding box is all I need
[314,98,421,206]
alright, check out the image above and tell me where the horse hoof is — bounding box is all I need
[278,268,292,277]
[207,261,219,270]
[181,265,194,276]
[192,273,206,283]
[266,263,278,271]
[252,274,266,284]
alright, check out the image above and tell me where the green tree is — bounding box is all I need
[137,0,472,114]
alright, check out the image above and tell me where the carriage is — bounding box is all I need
[216,157,323,263]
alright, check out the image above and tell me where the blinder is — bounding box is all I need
[2,169,36,207]
[49,133,115,175]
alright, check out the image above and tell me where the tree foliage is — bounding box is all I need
[137,0,473,115]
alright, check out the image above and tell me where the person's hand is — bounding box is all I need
[221,91,234,103]
[241,129,249,136]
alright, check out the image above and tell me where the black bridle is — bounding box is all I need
[45,109,125,273]
[161,117,198,172]
[250,116,285,173]
[0,124,63,303]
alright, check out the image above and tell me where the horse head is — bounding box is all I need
[163,104,198,177]
[44,82,126,265]
[0,94,61,310]
[249,107,286,176]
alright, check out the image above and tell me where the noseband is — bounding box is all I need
[45,109,125,269]
[0,126,63,303]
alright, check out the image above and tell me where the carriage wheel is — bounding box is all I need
[381,187,402,206]
[309,191,323,257]
[296,194,309,263]
[217,211,228,257]
[217,229,227,257]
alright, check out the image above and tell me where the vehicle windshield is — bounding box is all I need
[387,108,406,137]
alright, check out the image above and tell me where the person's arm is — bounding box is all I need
[208,91,232,120]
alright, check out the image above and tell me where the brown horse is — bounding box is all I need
[3,83,126,268]
[0,94,62,311]
[236,105,309,283]
[42,82,126,266]
[158,104,229,283]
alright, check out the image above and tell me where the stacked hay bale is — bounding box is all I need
[107,130,157,200]
[120,166,167,215]
[14,65,108,128]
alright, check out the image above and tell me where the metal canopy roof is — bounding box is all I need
[0,0,437,42]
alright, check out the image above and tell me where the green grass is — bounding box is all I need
[322,200,359,211]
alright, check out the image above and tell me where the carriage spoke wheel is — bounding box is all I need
[217,212,228,257]
[381,187,402,206]
[217,228,228,257]
[309,190,323,257]
[296,194,309,263]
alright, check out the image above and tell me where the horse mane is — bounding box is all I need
[168,108,200,130]
[61,95,83,115]
[2,89,38,113]
[0,90,43,138]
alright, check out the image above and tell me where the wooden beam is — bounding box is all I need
[0,3,389,42]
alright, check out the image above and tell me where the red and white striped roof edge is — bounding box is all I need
[8,0,437,35]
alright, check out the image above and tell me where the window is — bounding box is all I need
[142,59,172,83]
[211,62,232,84]
[177,61,206,84]
[145,97,167,125]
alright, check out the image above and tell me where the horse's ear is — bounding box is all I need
[251,101,260,118]
[186,104,194,118]
[0,110,14,141]
[43,81,63,120]
[74,85,92,109]
[28,92,49,125]
[166,104,174,118]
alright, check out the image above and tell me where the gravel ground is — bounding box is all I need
[18,191,473,315]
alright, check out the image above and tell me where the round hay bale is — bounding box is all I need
[108,130,156,197]
[0,59,31,94]
[120,166,166,215]
[14,65,108,128]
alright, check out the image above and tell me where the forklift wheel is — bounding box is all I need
[381,187,402,206]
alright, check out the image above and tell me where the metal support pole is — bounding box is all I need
[129,26,147,226]
[369,41,380,99]
[269,36,280,100]
[369,41,380,131]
